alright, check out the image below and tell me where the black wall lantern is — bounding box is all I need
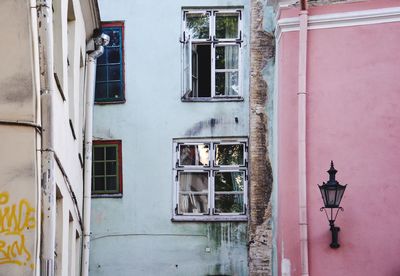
[318,161,347,248]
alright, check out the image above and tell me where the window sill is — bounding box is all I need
[181,97,244,103]
[171,215,247,222]
[95,99,126,105]
[92,193,122,198]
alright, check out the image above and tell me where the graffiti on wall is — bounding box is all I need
[0,192,35,269]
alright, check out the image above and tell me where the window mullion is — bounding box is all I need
[211,44,216,98]
[210,170,215,214]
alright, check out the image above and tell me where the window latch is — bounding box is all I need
[179,32,188,44]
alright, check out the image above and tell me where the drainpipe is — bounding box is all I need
[298,0,309,275]
[81,31,109,276]
[37,0,56,275]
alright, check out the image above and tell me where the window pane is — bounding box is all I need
[94,177,105,191]
[97,52,106,65]
[215,71,239,96]
[96,66,107,81]
[215,144,244,165]
[186,13,210,39]
[108,82,122,99]
[216,13,239,39]
[215,45,239,69]
[108,65,121,81]
[107,48,120,64]
[106,176,117,191]
[179,172,208,192]
[109,30,120,46]
[95,83,107,99]
[215,194,243,213]
[106,162,117,175]
[94,162,105,176]
[215,172,244,192]
[106,147,117,160]
[94,147,104,160]
[179,144,209,166]
[179,194,208,214]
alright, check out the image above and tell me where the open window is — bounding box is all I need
[181,9,243,101]
[173,138,248,221]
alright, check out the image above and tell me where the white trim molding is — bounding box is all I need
[276,6,400,40]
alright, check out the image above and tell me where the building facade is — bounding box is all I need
[0,0,100,275]
[89,0,259,275]
[90,0,400,275]
[276,0,400,275]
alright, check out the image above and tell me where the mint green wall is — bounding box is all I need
[91,1,250,275]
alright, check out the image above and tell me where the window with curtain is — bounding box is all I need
[181,9,243,101]
[173,138,248,221]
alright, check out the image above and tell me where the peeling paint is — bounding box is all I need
[248,0,275,274]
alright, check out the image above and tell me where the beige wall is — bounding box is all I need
[0,0,98,275]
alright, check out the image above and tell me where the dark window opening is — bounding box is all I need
[193,44,211,97]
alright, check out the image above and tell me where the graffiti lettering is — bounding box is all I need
[0,192,35,268]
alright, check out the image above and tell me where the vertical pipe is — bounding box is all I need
[298,1,309,275]
[30,0,42,273]
[37,0,56,275]
[82,43,105,276]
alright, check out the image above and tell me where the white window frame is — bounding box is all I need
[181,8,243,101]
[172,138,248,222]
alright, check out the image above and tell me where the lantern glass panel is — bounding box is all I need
[334,186,345,206]
[327,189,337,207]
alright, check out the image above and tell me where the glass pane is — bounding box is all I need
[215,144,244,166]
[215,45,239,69]
[108,65,121,81]
[179,194,208,214]
[109,30,120,46]
[106,147,117,160]
[215,194,243,213]
[97,52,106,64]
[107,48,120,64]
[216,13,239,39]
[106,162,117,175]
[106,176,117,191]
[179,172,208,192]
[215,172,244,192]
[94,147,104,160]
[179,144,209,166]
[95,83,107,99]
[186,13,209,39]
[96,66,107,81]
[94,162,104,176]
[215,71,239,96]
[94,177,105,191]
[108,82,122,99]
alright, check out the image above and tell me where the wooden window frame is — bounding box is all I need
[95,21,126,104]
[92,140,123,197]
[172,137,248,222]
[181,8,244,102]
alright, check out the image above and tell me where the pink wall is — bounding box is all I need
[278,2,400,275]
